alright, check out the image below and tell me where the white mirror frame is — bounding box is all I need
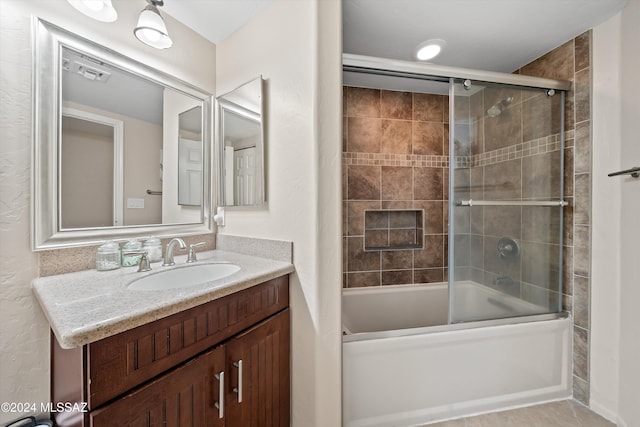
[32,18,214,250]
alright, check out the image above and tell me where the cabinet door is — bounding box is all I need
[90,346,225,427]
[226,309,290,427]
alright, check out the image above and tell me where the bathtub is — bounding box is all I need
[342,282,572,426]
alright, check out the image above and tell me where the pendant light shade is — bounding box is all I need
[67,0,118,22]
[134,1,173,49]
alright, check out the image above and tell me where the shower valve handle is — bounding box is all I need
[497,237,519,260]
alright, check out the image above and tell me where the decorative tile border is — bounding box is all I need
[343,152,448,168]
[470,130,574,167]
[343,130,574,170]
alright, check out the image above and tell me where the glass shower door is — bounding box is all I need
[448,79,565,323]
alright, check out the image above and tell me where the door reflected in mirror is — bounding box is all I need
[217,77,265,206]
[60,109,123,229]
[178,106,203,206]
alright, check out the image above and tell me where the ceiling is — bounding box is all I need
[342,0,628,73]
[162,0,274,44]
[62,48,164,124]
[63,1,629,116]
[164,0,626,73]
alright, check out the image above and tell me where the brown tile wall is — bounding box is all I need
[342,87,449,287]
[518,31,593,406]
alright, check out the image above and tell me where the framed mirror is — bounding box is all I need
[216,77,265,206]
[32,19,213,250]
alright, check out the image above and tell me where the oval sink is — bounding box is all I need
[128,263,240,291]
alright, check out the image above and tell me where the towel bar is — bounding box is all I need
[608,166,640,178]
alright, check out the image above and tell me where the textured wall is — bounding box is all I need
[0,4,49,423]
[0,1,215,423]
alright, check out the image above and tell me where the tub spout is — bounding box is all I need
[495,276,519,296]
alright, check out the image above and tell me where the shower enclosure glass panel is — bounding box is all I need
[449,79,565,323]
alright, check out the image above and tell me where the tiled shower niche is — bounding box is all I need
[364,210,423,251]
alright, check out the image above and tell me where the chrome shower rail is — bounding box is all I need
[456,199,568,207]
[343,53,573,91]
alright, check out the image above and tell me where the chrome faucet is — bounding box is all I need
[162,238,186,266]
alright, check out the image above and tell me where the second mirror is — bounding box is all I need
[217,76,265,206]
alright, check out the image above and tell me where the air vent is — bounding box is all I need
[62,56,112,83]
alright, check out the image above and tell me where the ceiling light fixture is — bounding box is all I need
[415,39,446,62]
[66,0,118,22]
[134,0,173,50]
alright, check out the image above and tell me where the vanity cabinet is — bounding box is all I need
[51,276,289,427]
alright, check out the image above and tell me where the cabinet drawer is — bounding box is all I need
[75,276,288,409]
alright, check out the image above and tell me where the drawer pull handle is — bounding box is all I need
[214,371,224,419]
[233,360,243,403]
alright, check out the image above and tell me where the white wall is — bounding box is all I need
[591,0,640,425]
[0,1,214,423]
[591,12,622,422]
[215,1,342,425]
[616,0,640,424]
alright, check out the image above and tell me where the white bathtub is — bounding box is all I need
[342,282,572,426]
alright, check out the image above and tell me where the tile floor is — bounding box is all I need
[425,400,615,426]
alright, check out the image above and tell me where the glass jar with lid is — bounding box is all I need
[143,236,163,263]
[121,238,143,266]
[96,240,121,271]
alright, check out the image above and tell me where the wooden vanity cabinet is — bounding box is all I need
[51,275,290,427]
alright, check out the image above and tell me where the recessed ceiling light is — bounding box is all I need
[66,0,118,22]
[415,39,446,61]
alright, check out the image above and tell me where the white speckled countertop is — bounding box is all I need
[33,249,294,349]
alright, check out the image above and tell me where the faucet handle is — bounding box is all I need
[123,250,151,272]
[186,242,207,263]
